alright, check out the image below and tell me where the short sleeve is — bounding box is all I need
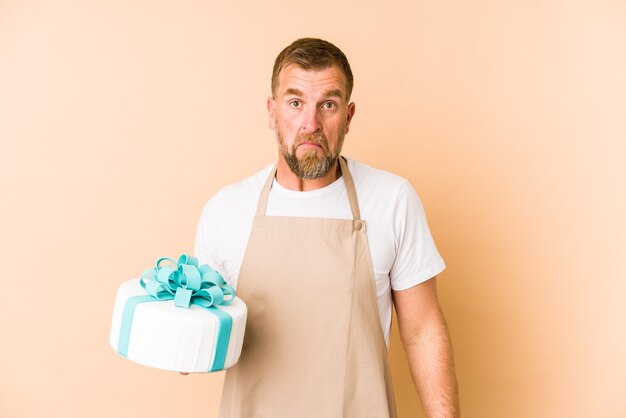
[390,180,446,291]
[194,192,223,273]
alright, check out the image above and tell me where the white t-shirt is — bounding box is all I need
[195,158,445,347]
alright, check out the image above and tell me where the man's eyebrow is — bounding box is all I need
[322,89,343,99]
[282,88,344,100]
[284,88,304,97]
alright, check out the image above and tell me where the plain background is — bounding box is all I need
[1,1,625,417]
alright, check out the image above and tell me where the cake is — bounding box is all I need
[109,255,247,373]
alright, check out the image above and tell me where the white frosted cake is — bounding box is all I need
[109,258,247,373]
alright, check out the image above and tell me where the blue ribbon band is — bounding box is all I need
[117,255,235,371]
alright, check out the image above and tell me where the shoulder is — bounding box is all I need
[347,158,408,187]
[346,157,411,202]
[199,163,274,220]
[345,157,429,231]
[218,164,274,204]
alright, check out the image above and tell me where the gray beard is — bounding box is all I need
[276,129,344,179]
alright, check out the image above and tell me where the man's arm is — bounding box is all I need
[392,276,460,418]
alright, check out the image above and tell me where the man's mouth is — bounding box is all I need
[300,141,323,148]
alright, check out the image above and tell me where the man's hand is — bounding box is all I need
[393,276,460,418]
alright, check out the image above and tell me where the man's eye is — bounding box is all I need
[322,102,336,110]
[289,101,302,108]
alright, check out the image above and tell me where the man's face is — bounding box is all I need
[268,64,355,179]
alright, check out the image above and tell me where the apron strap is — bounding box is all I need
[339,156,361,221]
[255,156,362,221]
[256,164,277,217]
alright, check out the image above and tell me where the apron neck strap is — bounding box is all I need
[255,156,362,220]
[339,157,362,220]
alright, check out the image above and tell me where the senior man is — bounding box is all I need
[194,37,459,418]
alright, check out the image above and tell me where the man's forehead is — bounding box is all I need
[277,64,348,96]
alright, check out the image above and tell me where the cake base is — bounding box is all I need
[109,279,247,372]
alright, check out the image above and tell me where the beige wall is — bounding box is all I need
[1,1,625,417]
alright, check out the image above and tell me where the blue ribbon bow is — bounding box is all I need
[139,254,236,309]
[116,255,235,371]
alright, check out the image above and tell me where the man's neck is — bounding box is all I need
[275,157,342,191]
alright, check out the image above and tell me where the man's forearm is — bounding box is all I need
[403,308,459,418]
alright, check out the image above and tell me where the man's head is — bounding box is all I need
[271,38,354,102]
[268,38,356,180]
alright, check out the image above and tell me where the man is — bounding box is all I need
[194,38,459,418]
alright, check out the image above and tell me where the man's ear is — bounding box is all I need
[267,97,276,130]
[344,102,356,134]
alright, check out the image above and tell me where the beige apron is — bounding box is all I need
[218,157,397,418]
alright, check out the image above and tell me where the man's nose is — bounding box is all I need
[300,106,321,133]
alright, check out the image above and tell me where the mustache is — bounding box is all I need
[293,132,329,152]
